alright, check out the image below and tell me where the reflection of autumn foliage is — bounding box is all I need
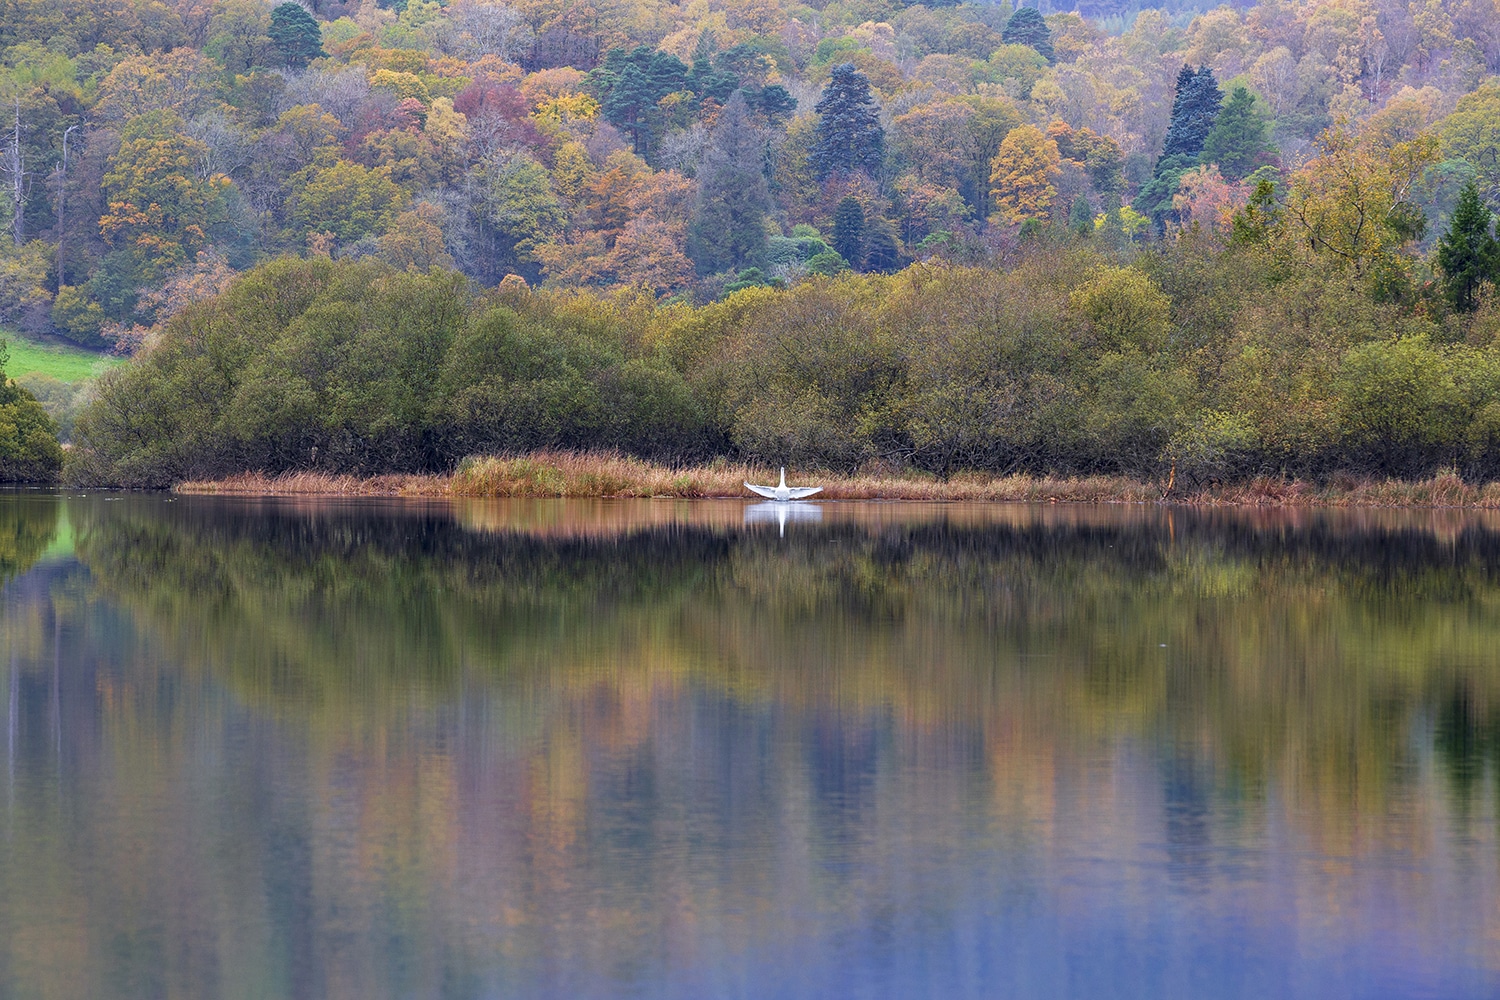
[2,497,1498,993]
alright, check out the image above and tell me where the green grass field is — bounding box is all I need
[1,330,120,384]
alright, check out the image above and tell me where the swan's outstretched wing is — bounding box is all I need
[745,482,780,499]
[784,486,823,499]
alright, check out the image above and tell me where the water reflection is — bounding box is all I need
[1,493,1499,998]
[744,500,823,535]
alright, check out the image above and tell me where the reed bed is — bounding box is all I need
[175,470,449,497]
[174,454,1500,508]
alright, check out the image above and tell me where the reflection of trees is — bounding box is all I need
[1,497,1497,996]
[0,492,57,582]
[70,497,1500,810]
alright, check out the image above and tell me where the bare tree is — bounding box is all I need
[187,111,252,181]
[438,0,535,63]
[51,123,82,282]
[1,99,30,247]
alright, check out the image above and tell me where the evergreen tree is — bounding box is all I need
[268,2,325,70]
[1160,66,1223,164]
[688,53,739,104]
[1070,194,1094,233]
[832,197,865,265]
[864,225,900,272]
[687,94,771,276]
[810,64,885,179]
[590,46,690,160]
[1436,182,1500,312]
[1201,86,1275,182]
[1001,7,1054,64]
[1136,65,1223,228]
[742,84,798,126]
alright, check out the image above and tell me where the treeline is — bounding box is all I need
[64,232,1500,487]
[2,0,1500,342]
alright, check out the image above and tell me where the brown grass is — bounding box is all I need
[173,453,1500,508]
[175,470,449,497]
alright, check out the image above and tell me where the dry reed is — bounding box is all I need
[173,454,1500,507]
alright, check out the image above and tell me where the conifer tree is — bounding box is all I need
[810,64,884,179]
[1001,7,1054,64]
[1160,66,1223,164]
[268,3,325,70]
[864,225,900,272]
[832,197,865,265]
[687,94,771,275]
[1070,194,1094,233]
[591,46,690,160]
[1201,86,1274,182]
[1136,65,1223,228]
[1436,182,1499,312]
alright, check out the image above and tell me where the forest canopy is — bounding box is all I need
[0,0,1498,342]
[2,0,1500,485]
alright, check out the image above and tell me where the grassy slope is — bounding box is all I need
[2,329,119,383]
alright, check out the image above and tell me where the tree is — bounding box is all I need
[687,95,771,275]
[810,64,884,180]
[1161,65,1223,164]
[205,0,271,75]
[1136,66,1223,227]
[989,124,1060,225]
[1286,122,1439,279]
[1172,164,1245,230]
[1069,193,1093,233]
[864,225,900,272]
[1436,182,1498,312]
[1201,86,1275,182]
[1,100,26,247]
[1440,81,1500,211]
[1001,7,1054,64]
[100,110,233,281]
[589,46,689,160]
[291,160,406,246]
[0,344,61,482]
[268,2,325,70]
[832,196,865,265]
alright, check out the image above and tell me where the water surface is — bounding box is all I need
[1,492,1498,999]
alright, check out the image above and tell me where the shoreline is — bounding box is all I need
[169,453,1500,508]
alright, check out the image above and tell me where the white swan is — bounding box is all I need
[745,467,823,501]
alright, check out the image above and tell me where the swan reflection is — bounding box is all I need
[745,501,823,536]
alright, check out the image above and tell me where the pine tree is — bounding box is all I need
[1136,66,1223,228]
[832,197,866,266]
[591,46,690,160]
[1436,182,1500,312]
[687,94,771,276]
[1001,7,1054,64]
[864,225,900,272]
[268,3,326,70]
[1070,194,1094,233]
[1201,86,1275,182]
[1160,66,1223,164]
[810,64,884,179]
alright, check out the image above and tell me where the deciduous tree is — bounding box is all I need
[989,124,1060,226]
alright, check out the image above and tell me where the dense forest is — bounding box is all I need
[1,0,1500,483]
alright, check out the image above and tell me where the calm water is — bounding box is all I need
[0,492,1498,999]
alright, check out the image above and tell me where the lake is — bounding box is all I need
[0,491,1497,999]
